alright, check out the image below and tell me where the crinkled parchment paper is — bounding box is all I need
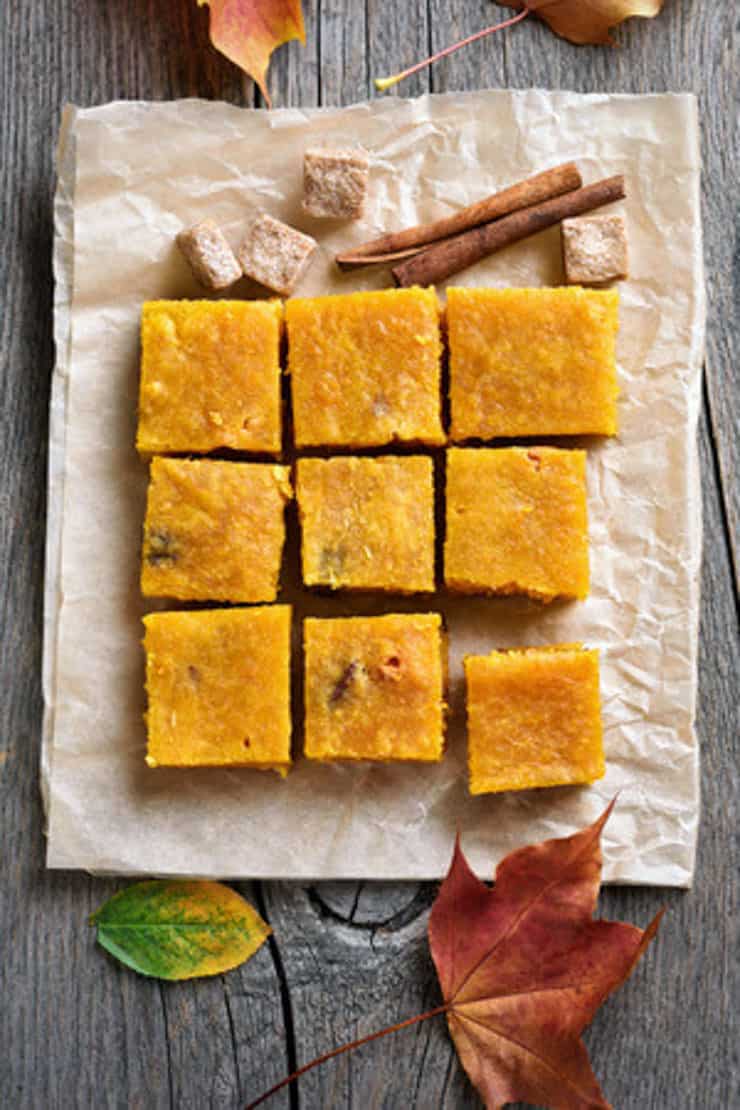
[45,91,704,884]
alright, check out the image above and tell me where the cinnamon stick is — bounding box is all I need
[335,162,582,270]
[392,175,626,288]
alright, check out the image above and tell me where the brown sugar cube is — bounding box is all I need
[237,212,317,296]
[561,214,628,285]
[176,219,242,291]
[303,148,369,219]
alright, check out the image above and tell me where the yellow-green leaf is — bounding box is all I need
[90,880,271,980]
[197,0,305,106]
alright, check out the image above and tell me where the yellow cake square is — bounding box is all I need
[287,287,444,448]
[296,455,435,593]
[137,300,283,454]
[447,286,619,440]
[141,457,292,603]
[444,446,589,601]
[304,614,445,762]
[465,645,604,795]
[143,606,292,773]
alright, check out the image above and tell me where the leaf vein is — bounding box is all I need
[455,1009,602,1102]
[456,977,617,1007]
[453,818,606,998]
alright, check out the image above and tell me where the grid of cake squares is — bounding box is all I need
[139,285,618,794]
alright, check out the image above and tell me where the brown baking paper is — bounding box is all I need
[45,91,704,884]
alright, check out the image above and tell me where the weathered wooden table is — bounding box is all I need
[1,2,737,1107]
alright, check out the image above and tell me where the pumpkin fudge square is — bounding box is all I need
[137,300,283,455]
[141,457,291,603]
[447,286,619,440]
[465,645,604,795]
[287,287,444,448]
[296,455,435,593]
[143,606,292,774]
[304,614,445,762]
[445,446,589,601]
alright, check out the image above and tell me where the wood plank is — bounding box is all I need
[259,879,466,1108]
[267,0,320,108]
[367,0,432,100]
[0,5,288,1110]
[694,16,739,593]
[156,884,292,1110]
[427,0,508,92]
[319,0,370,106]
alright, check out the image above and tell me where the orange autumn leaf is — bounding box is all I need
[428,801,663,1109]
[497,0,665,46]
[376,1,665,92]
[197,0,305,105]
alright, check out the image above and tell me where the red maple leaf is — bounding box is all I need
[429,800,663,1109]
[246,801,662,1109]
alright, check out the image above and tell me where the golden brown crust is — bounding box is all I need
[304,614,445,762]
[465,645,604,795]
[447,286,619,439]
[444,446,590,602]
[144,607,292,772]
[287,287,444,448]
[296,455,435,593]
[141,458,291,603]
[136,299,283,455]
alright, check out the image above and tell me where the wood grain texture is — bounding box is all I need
[0,1,737,1109]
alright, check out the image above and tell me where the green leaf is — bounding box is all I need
[90,880,271,980]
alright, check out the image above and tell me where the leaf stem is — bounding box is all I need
[244,1002,450,1109]
[374,8,531,92]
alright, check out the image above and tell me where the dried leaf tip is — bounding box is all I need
[498,0,666,46]
[197,0,305,106]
